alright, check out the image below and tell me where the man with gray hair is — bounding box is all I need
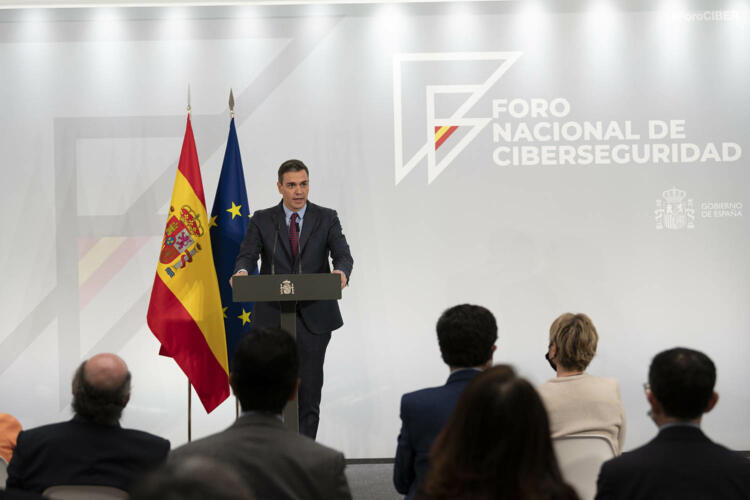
[6,353,169,494]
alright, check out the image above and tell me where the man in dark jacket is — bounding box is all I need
[596,347,750,500]
[393,304,498,499]
[232,159,353,440]
[6,354,169,494]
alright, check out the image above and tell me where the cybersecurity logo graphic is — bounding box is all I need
[393,51,522,185]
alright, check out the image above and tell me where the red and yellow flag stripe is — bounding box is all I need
[435,125,458,150]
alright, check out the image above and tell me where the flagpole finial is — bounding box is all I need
[229,88,235,119]
[187,84,192,115]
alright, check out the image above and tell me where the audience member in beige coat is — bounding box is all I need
[537,313,626,454]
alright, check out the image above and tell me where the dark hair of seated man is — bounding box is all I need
[436,304,498,368]
[649,347,716,420]
[230,327,299,414]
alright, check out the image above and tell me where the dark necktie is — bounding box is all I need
[289,213,299,259]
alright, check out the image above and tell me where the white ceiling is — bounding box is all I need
[0,0,506,8]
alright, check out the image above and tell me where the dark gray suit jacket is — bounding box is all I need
[596,425,750,500]
[234,201,353,334]
[170,414,352,500]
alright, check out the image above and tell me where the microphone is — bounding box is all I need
[271,222,280,275]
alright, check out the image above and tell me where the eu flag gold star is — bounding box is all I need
[209,215,218,229]
[222,306,228,319]
[238,308,252,325]
[227,202,242,220]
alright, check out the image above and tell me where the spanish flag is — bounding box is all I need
[147,115,229,413]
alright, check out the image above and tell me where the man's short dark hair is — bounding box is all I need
[277,159,309,183]
[436,304,498,367]
[231,327,299,413]
[71,361,131,425]
[649,347,716,420]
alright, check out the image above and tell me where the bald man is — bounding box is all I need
[6,354,169,494]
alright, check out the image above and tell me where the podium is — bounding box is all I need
[232,273,341,432]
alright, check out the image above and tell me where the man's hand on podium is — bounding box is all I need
[332,270,347,289]
[230,269,248,287]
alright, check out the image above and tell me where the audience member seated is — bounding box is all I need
[419,365,579,500]
[5,353,169,494]
[393,304,498,499]
[537,313,626,454]
[132,456,254,500]
[595,347,750,500]
[0,414,21,464]
[0,489,49,500]
[170,327,352,500]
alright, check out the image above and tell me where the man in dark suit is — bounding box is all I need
[393,304,498,499]
[232,159,353,439]
[596,347,750,500]
[170,327,352,500]
[6,354,169,494]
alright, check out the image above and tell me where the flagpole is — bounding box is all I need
[186,84,192,443]
[188,381,192,442]
[230,86,237,423]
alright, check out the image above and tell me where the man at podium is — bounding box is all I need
[232,159,354,439]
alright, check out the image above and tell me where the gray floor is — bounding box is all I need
[345,463,402,500]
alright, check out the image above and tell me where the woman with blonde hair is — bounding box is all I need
[538,313,626,454]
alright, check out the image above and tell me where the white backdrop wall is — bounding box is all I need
[0,0,748,458]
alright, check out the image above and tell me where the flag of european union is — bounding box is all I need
[210,117,256,367]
